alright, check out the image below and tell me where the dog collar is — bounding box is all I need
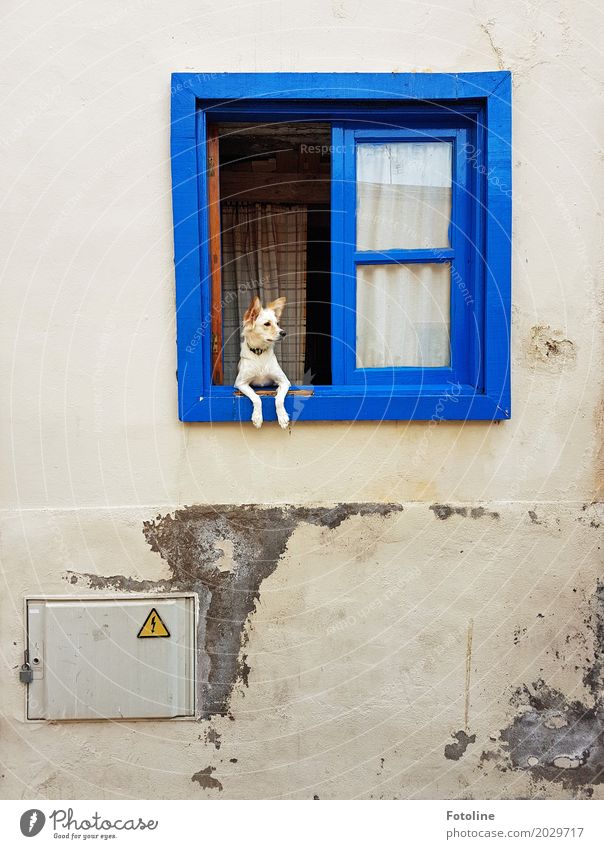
[247,343,268,356]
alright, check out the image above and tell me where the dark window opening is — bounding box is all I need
[210,122,331,386]
[305,204,331,385]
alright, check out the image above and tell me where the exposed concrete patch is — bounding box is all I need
[528,325,577,371]
[66,503,403,719]
[142,503,402,718]
[497,681,604,792]
[583,581,604,697]
[431,504,467,520]
[444,730,476,760]
[430,504,500,521]
[483,583,604,794]
[479,749,499,766]
[470,507,500,520]
[204,728,221,749]
[191,766,223,791]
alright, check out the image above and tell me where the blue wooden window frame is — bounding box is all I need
[170,72,511,423]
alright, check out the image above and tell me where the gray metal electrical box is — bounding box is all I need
[25,595,196,721]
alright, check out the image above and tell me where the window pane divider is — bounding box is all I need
[354,248,454,265]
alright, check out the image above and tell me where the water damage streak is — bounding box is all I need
[66,503,402,719]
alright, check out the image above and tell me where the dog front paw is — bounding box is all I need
[277,410,290,429]
[252,409,263,428]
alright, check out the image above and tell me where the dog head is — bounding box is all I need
[243,296,287,346]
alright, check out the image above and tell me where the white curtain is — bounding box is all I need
[357,141,452,251]
[355,141,452,367]
[221,202,308,384]
[356,264,451,368]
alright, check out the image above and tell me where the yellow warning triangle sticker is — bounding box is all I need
[137,608,170,638]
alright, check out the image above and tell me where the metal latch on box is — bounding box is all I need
[19,651,33,684]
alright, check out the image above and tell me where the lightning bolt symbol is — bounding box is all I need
[29,813,38,833]
[151,615,156,633]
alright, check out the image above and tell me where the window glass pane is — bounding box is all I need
[356,263,451,368]
[356,142,452,251]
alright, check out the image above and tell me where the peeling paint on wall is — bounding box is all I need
[203,728,221,749]
[67,503,403,719]
[191,766,223,791]
[528,325,577,371]
[430,504,500,521]
[143,503,403,717]
[498,681,604,792]
[583,581,604,697]
[483,582,604,795]
[444,730,476,760]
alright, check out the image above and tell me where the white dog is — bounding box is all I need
[234,295,291,429]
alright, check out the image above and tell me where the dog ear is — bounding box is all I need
[268,296,286,319]
[243,296,261,327]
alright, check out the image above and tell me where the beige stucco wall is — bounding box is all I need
[1,0,603,799]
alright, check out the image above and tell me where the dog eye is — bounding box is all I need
[263,321,271,326]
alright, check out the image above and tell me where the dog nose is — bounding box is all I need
[279,330,286,337]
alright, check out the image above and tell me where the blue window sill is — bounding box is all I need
[181,388,509,423]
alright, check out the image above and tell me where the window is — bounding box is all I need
[171,73,511,422]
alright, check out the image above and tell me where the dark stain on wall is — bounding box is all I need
[583,581,604,698]
[498,681,604,792]
[485,581,604,794]
[430,504,500,521]
[66,503,403,720]
[191,766,223,791]
[143,503,402,718]
[204,728,221,749]
[444,730,476,760]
